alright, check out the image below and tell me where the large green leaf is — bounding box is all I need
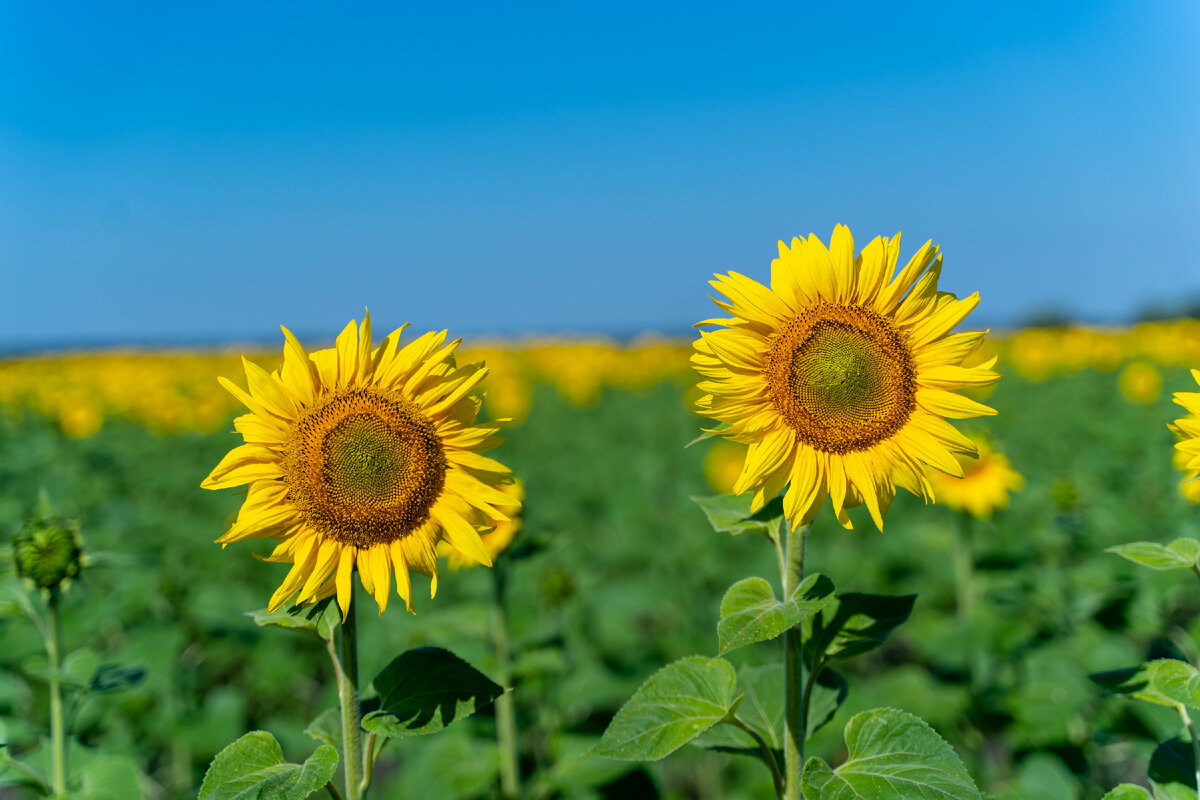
[591,656,739,760]
[717,574,834,654]
[198,731,338,800]
[1150,737,1197,800]
[1106,539,1200,571]
[807,593,917,660]
[692,494,784,538]
[692,663,782,755]
[360,647,504,739]
[1092,659,1200,710]
[801,707,981,800]
[806,665,849,739]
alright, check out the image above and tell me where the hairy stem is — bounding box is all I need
[783,523,810,800]
[491,559,520,799]
[338,591,364,800]
[46,588,67,797]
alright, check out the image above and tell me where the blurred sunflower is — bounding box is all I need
[928,439,1024,520]
[1171,369,1200,504]
[693,225,999,531]
[202,313,516,617]
[439,480,524,570]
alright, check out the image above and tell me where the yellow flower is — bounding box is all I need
[1118,361,1163,405]
[1171,369,1200,505]
[201,313,517,617]
[928,439,1024,519]
[693,225,1000,531]
[439,479,524,569]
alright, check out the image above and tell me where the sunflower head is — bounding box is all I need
[202,312,518,618]
[693,225,1000,532]
[1171,369,1200,505]
[12,516,85,591]
[927,437,1024,520]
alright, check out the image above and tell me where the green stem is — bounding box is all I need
[338,589,364,800]
[954,516,975,618]
[46,588,67,797]
[491,558,520,800]
[783,523,810,800]
[728,716,784,799]
[1178,703,1200,800]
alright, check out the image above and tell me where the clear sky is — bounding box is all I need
[1,1,1197,351]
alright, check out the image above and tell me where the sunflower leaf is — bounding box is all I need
[198,731,338,800]
[591,656,739,761]
[1150,737,1197,800]
[361,647,504,739]
[1106,539,1200,571]
[247,598,336,641]
[1091,659,1200,709]
[801,707,981,800]
[692,494,784,538]
[303,708,340,750]
[806,592,917,661]
[717,574,834,655]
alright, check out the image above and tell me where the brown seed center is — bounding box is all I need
[765,303,915,453]
[283,388,446,547]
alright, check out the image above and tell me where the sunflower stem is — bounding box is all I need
[491,556,520,799]
[338,589,364,800]
[783,523,810,800]
[1178,702,1200,800]
[46,587,68,797]
[954,515,975,618]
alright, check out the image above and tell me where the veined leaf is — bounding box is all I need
[692,494,784,538]
[1092,659,1200,709]
[247,598,336,641]
[591,656,738,761]
[1098,785,1152,800]
[361,647,503,739]
[1150,737,1197,800]
[807,592,917,660]
[198,731,337,800]
[1106,539,1200,571]
[717,574,833,654]
[801,707,981,800]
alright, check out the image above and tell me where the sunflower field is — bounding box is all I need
[3,304,1200,800]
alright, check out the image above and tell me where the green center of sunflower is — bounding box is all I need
[766,303,915,453]
[283,388,447,548]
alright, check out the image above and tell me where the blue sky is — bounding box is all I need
[1,1,1197,350]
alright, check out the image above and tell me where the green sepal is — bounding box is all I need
[717,574,834,655]
[360,647,504,739]
[801,707,981,799]
[807,592,917,660]
[247,597,337,641]
[1106,539,1200,571]
[692,494,784,538]
[198,731,338,800]
[591,655,739,761]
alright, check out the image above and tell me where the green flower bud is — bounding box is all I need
[12,518,84,590]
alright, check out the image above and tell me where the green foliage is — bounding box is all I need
[1100,785,1153,800]
[693,493,785,538]
[1106,539,1200,571]
[360,647,504,739]
[1149,738,1197,800]
[806,592,917,660]
[801,707,982,800]
[248,599,337,641]
[716,574,834,655]
[198,731,337,800]
[592,656,738,760]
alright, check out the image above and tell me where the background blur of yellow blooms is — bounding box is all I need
[5,320,1200,439]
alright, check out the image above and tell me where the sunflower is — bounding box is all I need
[439,480,524,570]
[693,225,1000,531]
[1171,369,1200,504]
[927,438,1024,520]
[201,313,516,617]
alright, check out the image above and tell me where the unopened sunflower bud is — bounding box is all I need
[12,518,84,590]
